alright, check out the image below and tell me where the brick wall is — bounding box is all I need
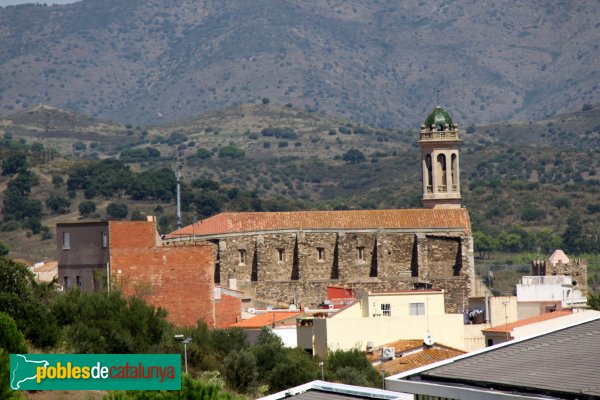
[215,291,242,329]
[109,221,216,327]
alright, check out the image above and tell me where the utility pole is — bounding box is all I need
[175,169,182,230]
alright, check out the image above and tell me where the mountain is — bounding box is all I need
[0,0,599,127]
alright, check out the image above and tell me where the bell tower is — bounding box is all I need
[420,106,462,209]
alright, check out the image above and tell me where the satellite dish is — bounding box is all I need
[266,305,274,311]
[424,331,434,346]
[289,304,297,311]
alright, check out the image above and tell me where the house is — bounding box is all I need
[165,106,477,315]
[515,249,588,317]
[297,290,466,357]
[367,339,465,377]
[56,217,241,327]
[259,380,413,400]
[29,260,58,284]
[482,309,600,346]
[230,310,301,346]
[385,314,600,399]
[56,221,109,291]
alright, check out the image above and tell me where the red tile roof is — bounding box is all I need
[483,310,573,333]
[230,312,301,329]
[377,346,465,375]
[167,208,471,238]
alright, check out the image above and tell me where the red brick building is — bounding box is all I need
[57,218,240,327]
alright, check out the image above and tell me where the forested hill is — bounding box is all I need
[1,102,600,264]
[0,1,599,127]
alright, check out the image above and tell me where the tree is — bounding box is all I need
[46,195,71,214]
[1,154,26,175]
[0,312,27,354]
[222,350,258,392]
[52,175,64,188]
[218,145,245,159]
[104,374,240,400]
[498,232,523,252]
[1,349,22,399]
[267,348,317,392]
[563,214,585,254]
[0,257,59,348]
[327,348,379,387]
[588,292,600,311]
[107,202,128,219]
[0,242,9,256]
[473,232,497,259]
[195,147,212,160]
[78,200,96,218]
[52,290,169,354]
[521,205,546,222]
[342,149,366,164]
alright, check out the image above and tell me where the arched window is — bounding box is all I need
[425,154,433,190]
[437,154,447,189]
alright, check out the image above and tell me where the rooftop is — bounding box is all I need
[167,208,472,238]
[260,380,411,400]
[389,315,600,399]
[423,106,454,131]
[482,310,572,333]
[230,311,301,329]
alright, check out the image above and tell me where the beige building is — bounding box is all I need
[297,290,466,358]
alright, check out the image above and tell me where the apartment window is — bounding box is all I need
[62,232,70,250]
[64,276,70,289]
[357,247,365,261]
[101,231,108,248]
[239,249,247,265]
[317,247,325,261]
[76,276,82,288]
[381,303,391,317]
[409,302,425,316]
[277,248,285,262]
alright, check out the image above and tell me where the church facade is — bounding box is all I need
[167,107,475,313]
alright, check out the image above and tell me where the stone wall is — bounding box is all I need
[532,258,589,295]
[215,229,473,313]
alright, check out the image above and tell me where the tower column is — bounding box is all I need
[419,106,462,209]
[433,150,440,195]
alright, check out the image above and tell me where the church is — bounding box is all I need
[166,106,475,313]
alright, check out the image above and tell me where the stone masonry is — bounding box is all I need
[213,229,474,313]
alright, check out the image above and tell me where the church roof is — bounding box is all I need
[167,208,471,238]
[424,106,454,130]
[549,249,570,266]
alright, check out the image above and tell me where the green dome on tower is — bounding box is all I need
[424,106,454,130]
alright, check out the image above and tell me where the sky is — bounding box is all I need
[0,0,79,6]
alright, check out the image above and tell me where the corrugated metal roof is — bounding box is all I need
[419,317,600,397]
[167,208,471,238]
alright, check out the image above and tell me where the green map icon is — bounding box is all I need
[10,354,49,390]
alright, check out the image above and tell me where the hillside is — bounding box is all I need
[1,103,600,269]
[0,1,599,127]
